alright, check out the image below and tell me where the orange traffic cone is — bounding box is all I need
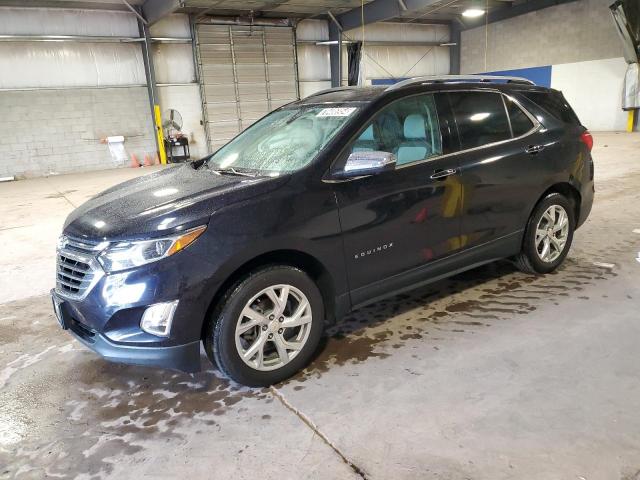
[130,153,140,168]
[143,154,153,167]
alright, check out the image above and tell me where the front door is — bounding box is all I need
[332,93,463,305]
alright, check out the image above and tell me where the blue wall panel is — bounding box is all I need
[371,78,408,85]
[371,65,552,87]
[480,66,552,87]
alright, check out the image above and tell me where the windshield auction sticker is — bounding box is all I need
[316,107,357,117]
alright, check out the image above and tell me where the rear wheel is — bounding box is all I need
[514,192,575,274]
[204,266,324,387]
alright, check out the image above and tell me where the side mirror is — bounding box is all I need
[335,151,397,178]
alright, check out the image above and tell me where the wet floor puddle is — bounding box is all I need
[0,250,624,478]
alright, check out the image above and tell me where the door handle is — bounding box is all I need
[430,168,457,180]
[525,144,545,154]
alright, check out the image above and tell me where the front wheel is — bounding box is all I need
[514,192,575,274]
[204,266,324,387]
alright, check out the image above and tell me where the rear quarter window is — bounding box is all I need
[505,96,535,137]
[519,90,581,125]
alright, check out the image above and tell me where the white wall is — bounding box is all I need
[552,57,629,131]
[0,7,139,36]
[0,7,145,89]
[0,42,146,89]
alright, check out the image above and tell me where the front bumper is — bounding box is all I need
[53,289,201,372]
[51,245,216,373]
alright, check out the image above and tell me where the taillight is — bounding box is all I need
[580,131,593,151]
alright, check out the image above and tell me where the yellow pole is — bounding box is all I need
[627,109,636,133]
[154,105,168,165]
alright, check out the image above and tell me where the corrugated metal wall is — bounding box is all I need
[0,7,156,178]
[296,19,450,98]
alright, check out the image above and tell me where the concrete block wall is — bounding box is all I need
[0,87,156,178]
[461,0,622,73]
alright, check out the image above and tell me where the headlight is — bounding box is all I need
[98,225,207,273]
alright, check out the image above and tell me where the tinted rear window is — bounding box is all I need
[520,91,581,125]
[449,91,511,150]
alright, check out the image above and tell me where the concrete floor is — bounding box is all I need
[1,132,639,480]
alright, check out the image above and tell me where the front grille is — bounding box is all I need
[55,236,105,300]
[57,254,91,295]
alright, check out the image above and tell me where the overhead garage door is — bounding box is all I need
[195,23,299,152]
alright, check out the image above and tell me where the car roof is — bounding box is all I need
[297,86,386,105]
[296,81,551,107]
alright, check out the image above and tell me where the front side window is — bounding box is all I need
[207,105,359,174]
[350,94,442,166]
[449,91,511,150]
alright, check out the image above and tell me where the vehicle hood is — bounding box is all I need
[63,164,287,240]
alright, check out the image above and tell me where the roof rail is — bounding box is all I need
[385,75,535,91]
[303,86,362,99]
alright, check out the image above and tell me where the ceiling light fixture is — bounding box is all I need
[462,8,485,18]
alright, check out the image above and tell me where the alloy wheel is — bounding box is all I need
[234,284,313,371]
[535,204,569,263]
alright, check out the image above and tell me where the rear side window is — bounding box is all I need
[505,96,535,137]
[449,92,511,150]
[520,91,581,125]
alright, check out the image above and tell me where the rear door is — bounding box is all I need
[333,93,463,304]
[450,90,550,249]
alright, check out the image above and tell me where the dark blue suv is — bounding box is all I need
[52,76,594,386]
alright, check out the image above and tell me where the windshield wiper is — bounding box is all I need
[208,166,255,177]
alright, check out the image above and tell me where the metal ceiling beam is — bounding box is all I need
[0,34,143,42]
[337,0,442,31]
[329,21,343,88]
[459,0,580,30]
[141,0,183,25]
[338,0,580,32]
[122,0,148,24]
[0,1,131,11]
[138,17,166,163]
[449,21,461,74]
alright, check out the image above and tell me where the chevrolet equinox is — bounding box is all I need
[52,76,594,386]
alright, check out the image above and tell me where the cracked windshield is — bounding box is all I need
[206,106,359,174]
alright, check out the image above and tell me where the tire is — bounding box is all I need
[514,192,575,274]
[204,265,324,387]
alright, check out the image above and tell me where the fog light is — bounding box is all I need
[140,301,179,337]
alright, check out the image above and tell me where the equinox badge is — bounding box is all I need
[354,242,394,260]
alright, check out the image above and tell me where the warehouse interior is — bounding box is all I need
[0,0,634,179]
[1,0,640,478]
